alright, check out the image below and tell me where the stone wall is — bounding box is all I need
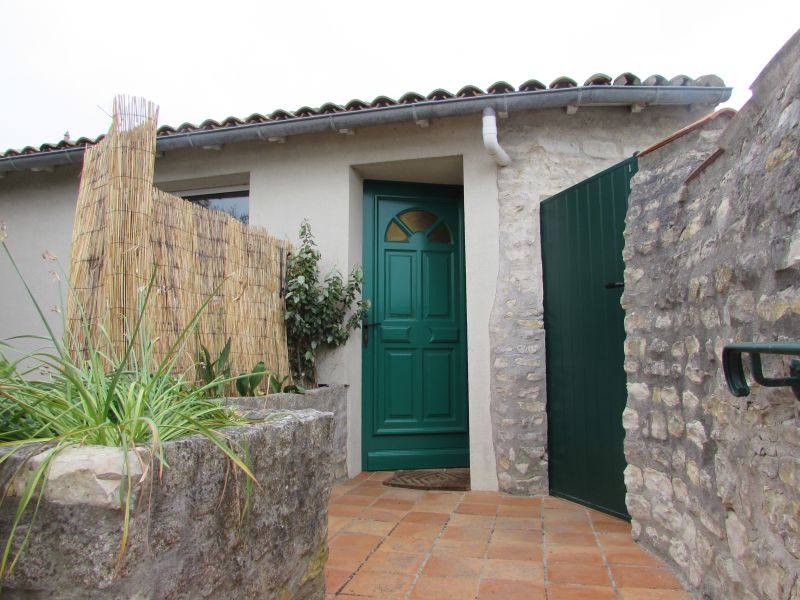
[0,409,334,599]
[230,384,348,481]
[621,31,800,600]
[491,105,712,494]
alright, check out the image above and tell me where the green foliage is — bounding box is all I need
[0,239,260,581]
[235,361,266,397]
[284,220,369,386]
[266,372,304,395]
[196,338,232,397]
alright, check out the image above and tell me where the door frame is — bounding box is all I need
[361,180,469,471]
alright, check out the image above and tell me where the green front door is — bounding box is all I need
[362,181,469,471]
[541,157,637,519]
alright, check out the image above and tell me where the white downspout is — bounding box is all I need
[482,107,511,167]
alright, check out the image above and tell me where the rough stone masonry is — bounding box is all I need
[0,409,335,600]
[491,104,711,494]
[621,31,800,600]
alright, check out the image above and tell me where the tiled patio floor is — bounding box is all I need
[326,472,689,600]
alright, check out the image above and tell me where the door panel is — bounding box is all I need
[363,181,469,470]
[541,157,637,520]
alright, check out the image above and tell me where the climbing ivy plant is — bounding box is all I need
[284,220,369,386]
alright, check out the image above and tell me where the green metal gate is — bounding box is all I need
[540,157,637,519]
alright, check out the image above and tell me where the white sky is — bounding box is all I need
[2,0,798,151]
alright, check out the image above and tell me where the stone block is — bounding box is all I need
[0,410,334,599]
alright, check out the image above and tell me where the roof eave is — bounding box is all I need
[0,86,732,174]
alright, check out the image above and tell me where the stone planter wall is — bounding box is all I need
[621,31,800,600]
[229,384,348,481]
[0,409,334,600]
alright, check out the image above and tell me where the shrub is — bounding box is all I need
[284,220,368,386]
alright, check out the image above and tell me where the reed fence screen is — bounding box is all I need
[67,96,291,381]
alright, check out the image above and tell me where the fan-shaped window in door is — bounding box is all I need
[384,209,453,244]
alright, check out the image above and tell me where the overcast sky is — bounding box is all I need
[2,1,798,151]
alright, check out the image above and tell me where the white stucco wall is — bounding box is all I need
[0,104,717,493]
[0,167,81,354]
[0,115,502,490]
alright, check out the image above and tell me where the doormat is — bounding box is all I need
[383,468,470,491]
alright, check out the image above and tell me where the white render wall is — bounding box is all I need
[0,115,502,490]
[0,105,716,492]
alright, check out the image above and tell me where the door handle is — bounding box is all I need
[604,281,624,289]
[362,319,381,348]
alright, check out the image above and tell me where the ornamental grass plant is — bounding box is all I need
[0,231,258,582]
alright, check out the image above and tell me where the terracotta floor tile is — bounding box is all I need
[373,498,416,511]
[498,504,540,517]
[441,525,493,543]
[448,513,496,529]
[326,548,368,571]
[612,565,682,589]
[329,532,383,554]
[380,535,437,554]
[543,497,584,510]
[456,502,499,516]
[341,570,414,598]
[478,578,546,599]
[544,521,595,533]
[403,511,450,526]
[618,589,691,600]
[329,504,365,518]
[464,491,504,504]
[324,567,353,594]
[368,471,395,481]
[388,522,442,541]
[383,487,427,501]
[492,528,542,544]
[483,558,544,582]
[343,519,396,537]
[597,533,638,548]
[359,507,408,522]
[345,485,387,498]
[433,538,488,558]
[410,575,480,600]
[332,494,376,507]
[362,550,426,574]
[547,545,605,565]
[544,509,591,523]
[487,541,543,561]
[605,548,662,567]
[594,521,633,534]
[546,531,598,546]
[499,495,541,507]
[495,516,541,530]
[547,583,617,599]
[328,515,352,533]
[423,490,464,501]
[423,553,484,578]
[413,501,460,514]
[547,562,611,586]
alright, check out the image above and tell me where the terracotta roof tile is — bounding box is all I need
[549,76,578,89]
[584,73,612,86]
[1,72,729,159]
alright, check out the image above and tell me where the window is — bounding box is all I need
[182,190,249,224]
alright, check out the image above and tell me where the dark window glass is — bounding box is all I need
[183,191,249,224]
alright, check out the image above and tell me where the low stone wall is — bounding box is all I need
[229,384,348,481]
[0,409,334,600]
[621,31,800,600]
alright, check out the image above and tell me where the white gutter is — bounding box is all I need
[482,107,511,167]
[0,85,732,174]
